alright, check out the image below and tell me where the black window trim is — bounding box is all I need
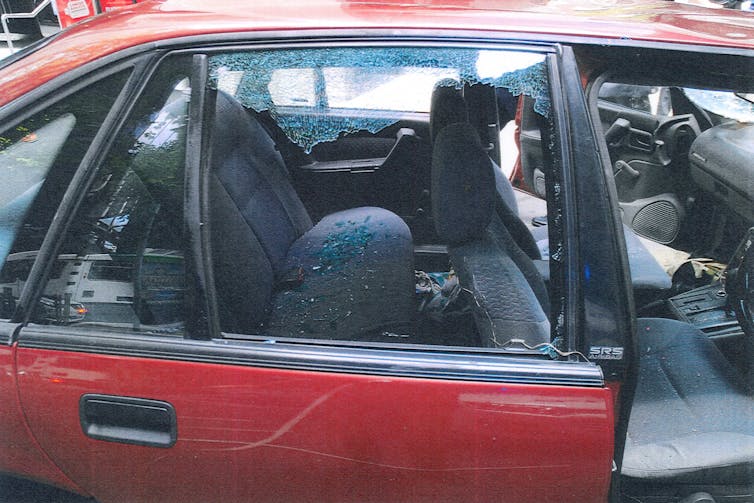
[16,326,604,387]
[7,54,160,329]
[185,53,218,340]
[544,49,582,355]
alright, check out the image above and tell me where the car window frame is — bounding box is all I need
[10,37,607,389]
[583,45,754,491]
[0,61,139,323]
[190,41,595,363]
[0,52,209,340]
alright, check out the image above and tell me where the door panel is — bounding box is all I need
[597,99,700,244]
[10,42,618,503]
[0,343,84,494]
[291,118,432,222]
[16,343,614,503]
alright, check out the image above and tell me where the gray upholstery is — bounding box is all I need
[429,82,540,260]
[492,162,520,217]
[211,91,312,275]
[379,128,432,216]
[622,226,672,292]
[623,318,754,498]
[210,91,414,339]
[431,123,495,245]
[449,219,550,348]
[429,81,468,145]
[209,172,275,331]
[267,207,414,339]
[493,180,541,260]
[432,122,550,347]
[532,223,671,293]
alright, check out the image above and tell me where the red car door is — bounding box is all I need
[8,42,617,503]
[0,66,132,493]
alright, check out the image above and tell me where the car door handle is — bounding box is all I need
[628,128,655,151]
[79,394,177,448]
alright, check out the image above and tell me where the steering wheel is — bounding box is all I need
[725,228,754,389]
[726,228,754,338]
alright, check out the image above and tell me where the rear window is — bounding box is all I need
[210,47,549,152]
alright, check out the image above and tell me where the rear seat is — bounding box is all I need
[209,90,415,340]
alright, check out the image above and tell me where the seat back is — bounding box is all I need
[432,122,550,347]
[429,82,541,259]
[209,91,313,331]
[209,91,416,339]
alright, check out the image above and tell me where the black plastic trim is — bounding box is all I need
[184,54,216,340]
[583,56,640,502]
[546,49,583,354]
[79,394,177,448]
[564,48,636,376]
[19,328,604,387]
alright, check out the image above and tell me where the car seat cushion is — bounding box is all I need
[266,207,414,340]
[492,162,519,216]
[622,318,754,486]
[449,236,550,348]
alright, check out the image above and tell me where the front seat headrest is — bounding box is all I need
[430,81,468,144]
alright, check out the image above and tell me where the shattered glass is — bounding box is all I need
[314,218,374,272]
[209,47,549,152]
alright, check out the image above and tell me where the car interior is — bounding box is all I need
[204,47,559,351]
[588,72,754,502]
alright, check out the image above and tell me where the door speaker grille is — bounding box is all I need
[632,201,679,244]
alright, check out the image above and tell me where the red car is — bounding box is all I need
[0,1,752,502]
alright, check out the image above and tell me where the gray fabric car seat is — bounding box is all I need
[622,318,754,501]
[430,81,469,145]
[209,90,414,340]
[429,82,541,260]
[431,122,550,347]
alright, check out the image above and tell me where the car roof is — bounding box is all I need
[0,0,753,106]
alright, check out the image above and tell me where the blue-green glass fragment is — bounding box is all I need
[209,47,549,152]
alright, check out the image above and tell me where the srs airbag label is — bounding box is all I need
[589,346,624,360]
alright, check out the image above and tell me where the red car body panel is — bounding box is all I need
[0,345,84,493]
[0,0,753,107]
[16,348,614,502]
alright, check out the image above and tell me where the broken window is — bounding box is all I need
[209,47,549,152]
[207,45,564,355]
